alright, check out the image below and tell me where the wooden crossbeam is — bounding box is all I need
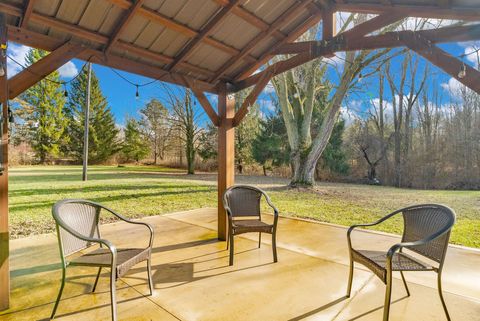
[105,0,144,54]
[234,5,322,81]
[404,34,480,94]
[19,0,34,28]
[211,0,313,83]
[6,25,219,93]
[185,78,220,126]
[334,2,480,20]
[7,42,85,99]
[322,9,335,41]
[232,68,272,126]
[105,0,256,63]
[233,23,480,91]
[212,0,286,40]
[168,0,241,72]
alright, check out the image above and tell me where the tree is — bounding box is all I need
[19,48,68,163]
[272,15,397,186]
[139,98,171,164]
[122,117,150,162]
[252,111,290,176]
[64,66,120,163]
[317,118,349,177]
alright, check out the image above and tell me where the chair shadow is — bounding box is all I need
[346,295,409,321]
[288,296,348,321]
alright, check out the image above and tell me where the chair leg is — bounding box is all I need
[226,233,229,250]
[110,267,117,321]
[383,269,393,321]
[51,265,66,319]
[272,232,278,263]
[147,258,154,296]
[400,271,410,297]
[346,259,354,298]
[258,232,261,248]
[229,233,234,266]
[438,271,451,321]
[92,267,102,292]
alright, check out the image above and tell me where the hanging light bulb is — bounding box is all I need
[0,61,5,77]
[8,106,14,124]
[458,63,467,79]
[358,73,363,82]
[63,84,68,97]
[135,85,139,99]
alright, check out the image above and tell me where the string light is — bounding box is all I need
[458,62,467,79]
[8,106,14,124]
[358,73,363,82]
[63,84,68,97]
[135,85,139,99]
[0,62,5,77]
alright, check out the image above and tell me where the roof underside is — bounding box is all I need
[1,0,480,93]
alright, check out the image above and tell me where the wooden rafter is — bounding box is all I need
[6,25,218,93]
[232,68,273,126]
[234,5,322,81]
[322,9,335,41]
[105,0,256,63]
[211,0,286,40]
[168,0,241,72]
[8,42,85,99]
[211,0,313,83]
[334,2,480,20]
[19,0,34,28]
[234,23,480,91]
[404,34,480,94]
[185,77,220,126]
[105,0,144,54]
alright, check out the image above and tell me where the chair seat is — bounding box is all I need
[232,219,273,234]
[352,249,434,282]
[70,248,150,278]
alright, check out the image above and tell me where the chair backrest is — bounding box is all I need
[223,185,264,218]
[401,204,456,263]
[52,199,102,257]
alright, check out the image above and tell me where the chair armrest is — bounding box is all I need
[100,205,154,248]
[60,224,117,256]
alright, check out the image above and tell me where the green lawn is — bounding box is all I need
[8,165,480,248]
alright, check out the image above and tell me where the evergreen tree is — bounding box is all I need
[19,48,68,163]
[122,117,150,162]
[65,66,119,163]
[317,118,349,175]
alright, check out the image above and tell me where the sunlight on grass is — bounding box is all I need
[8,166,480,248]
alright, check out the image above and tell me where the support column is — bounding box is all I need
[0,12,9,310]
[217,84,235,241]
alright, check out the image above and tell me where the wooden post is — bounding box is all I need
[217,83,235,241]
[0,12,9,311]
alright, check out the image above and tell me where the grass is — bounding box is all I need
[8,165,480,248]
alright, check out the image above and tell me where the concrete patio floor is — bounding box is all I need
[1,208,479,321]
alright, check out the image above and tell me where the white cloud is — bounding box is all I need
[6,43,30,77]
[463,46,479,68]
[441,77,463,93]
[263,81,275,94]
[58,61,78,78]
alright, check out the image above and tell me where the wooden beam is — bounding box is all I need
[20,0,35,28]
[185,78,220,126]
[105,0,144,54]
[0,12,9,312]
[211,0,313,83]
[217,83,235,241]
[404,34,480,94]
[168,0,241,71]
[234,7,322,81]
[104,0,257,63]
[8,42,85,99]
[232,69,272,126]
[335,2,480,21]
[6,25,219,93]
[322,9,335,41]
[234,23,480,91]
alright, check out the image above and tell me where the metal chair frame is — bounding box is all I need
[346,204,456,321]
[223,185,279,266]
[51,199,154,321]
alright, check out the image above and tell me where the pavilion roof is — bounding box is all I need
[0,0,480,93]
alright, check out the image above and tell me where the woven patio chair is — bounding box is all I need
[223,185,279,266]
[50,199,154,321]
[346,204,456,321]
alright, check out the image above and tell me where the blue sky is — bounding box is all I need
[6,16,479,127]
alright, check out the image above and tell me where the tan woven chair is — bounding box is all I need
[346,204,456,321]
[50,199,154,321]
[223,185,278,266]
